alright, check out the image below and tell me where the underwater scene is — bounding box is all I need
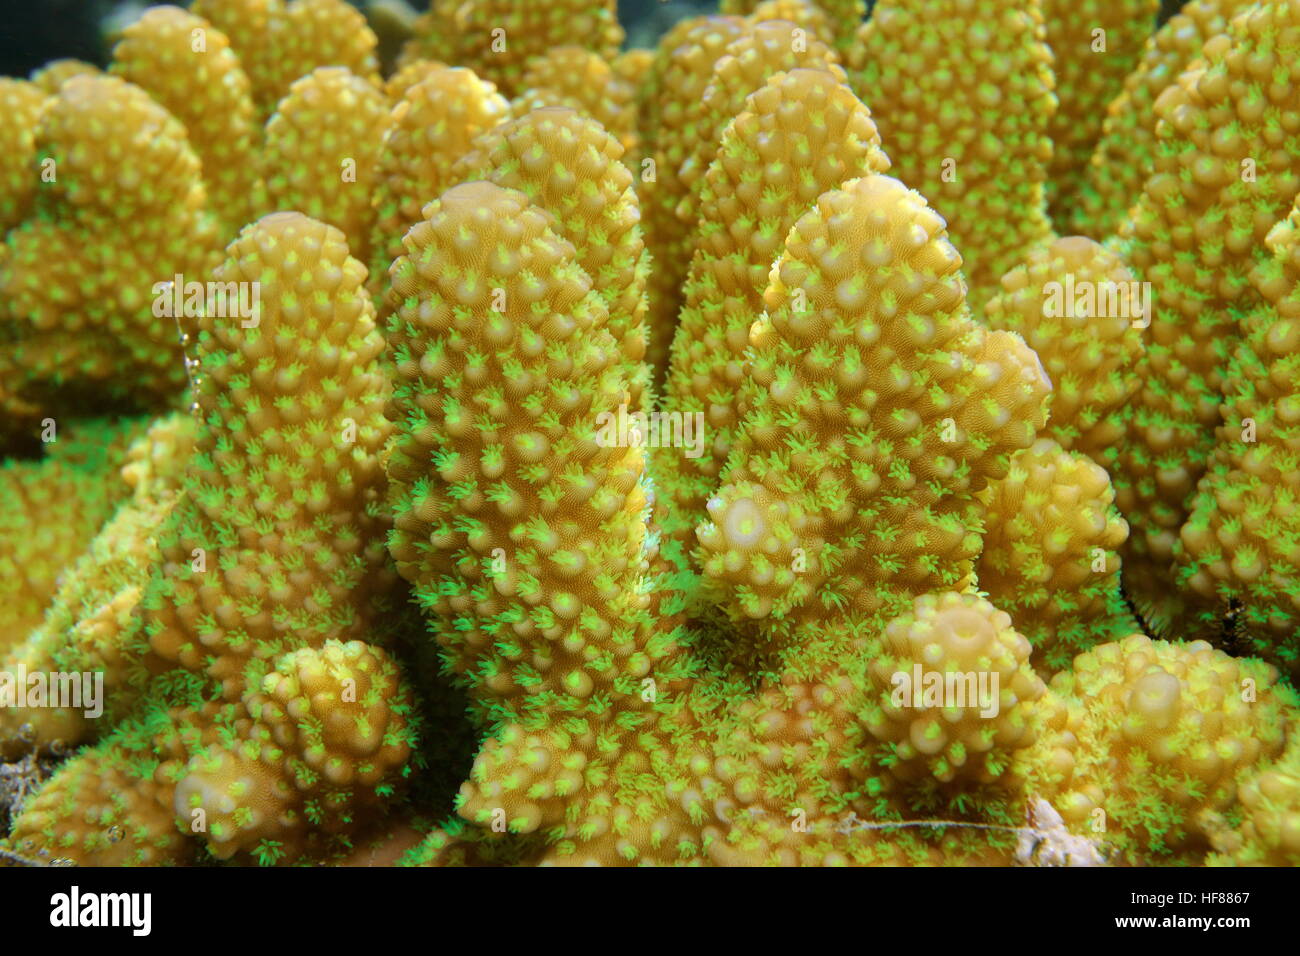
[0,0,1297,876]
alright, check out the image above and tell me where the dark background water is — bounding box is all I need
[0,0,1191,80]
[0,0,717,76]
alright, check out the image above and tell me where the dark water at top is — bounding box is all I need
[0,0,736,78]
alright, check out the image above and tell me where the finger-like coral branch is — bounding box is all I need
[369,66,509,295]
[659,68,891,541]
[848,0,1056,307]
[1111,1,1300,633]
[699,174,1049,638]
[262,68,392,262]
[1176,204,1300,668]
[1068,0,1256,238]
[1041,0,1159,224]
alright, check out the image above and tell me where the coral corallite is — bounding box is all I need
[383,181,665,722]
[862,592,1049,787]
[3,0,1300,874]
[7,212,409,865]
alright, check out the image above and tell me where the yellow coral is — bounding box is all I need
[7,212,403,866]
[1176,203,1300,665]
[0,75,223,436]
[1113,1,1300,632]
[1040,0,1159,223]
[262,67,391,261]
[192,0,380,116]
[742,0,835,46]
[450,107,650,398]
[674,20,844,242]
[7,0,1300,873]
[983,236,1146,463]
[848,0,1056,307]
[111,5,265,232]
[512,47,639,154]
[0,80,46,232]
[172,640,414,860]
[382,57,450,100]
[611,48,652,90]
[659,68,891,538]
[1208,731,1300,866]
[636,15,748,374]
[0,420,147,654]
[1068,0,1256,238]
[699,175,1049,632]
[10,734,194,866]
[29,59,101,94]
[0,415,195,757]
[722,0,864,51]
[143,211,393,700]
[862,592,1049,786]
[384,181,662,718]
[975,438,1132,673]
[368,66,509,294]
[398,0,623,99]
[1022,634,1296,860]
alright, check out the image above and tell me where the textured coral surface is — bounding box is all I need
[2,0,1300,870]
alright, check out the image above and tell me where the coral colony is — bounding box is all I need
[1,0,1300,869]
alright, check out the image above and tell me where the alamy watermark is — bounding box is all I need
[1043,274,1151,329]
[889,664,999,718]
[595,404,706,459]
[50,886,150,936]
[0,665,103,719]
[151,274,261,328]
